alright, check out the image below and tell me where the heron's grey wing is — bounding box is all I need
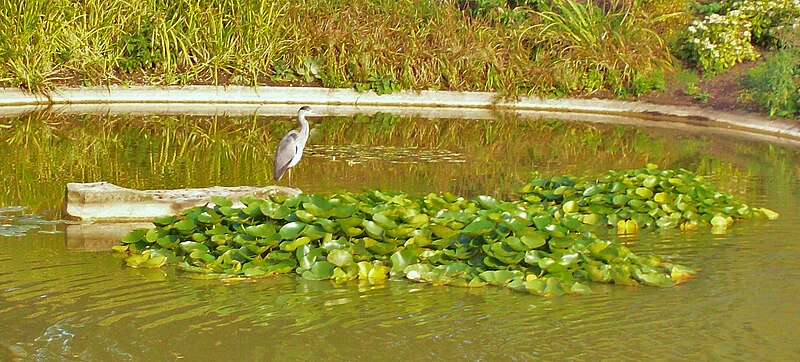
[273,131,299,181]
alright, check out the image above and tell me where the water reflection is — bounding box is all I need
[3,111,798,213]
[0,110,799,360]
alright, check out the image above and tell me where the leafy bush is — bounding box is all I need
[682,0,800,74]
[742,49,800,118]
[119,24,162,73]
[733,0,800,47]
[683,11,759,74]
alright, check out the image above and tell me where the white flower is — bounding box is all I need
[688,26,697,33]
[743,30,751,37]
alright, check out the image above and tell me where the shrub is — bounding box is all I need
[683,10,759,74]
[733,0,800,47]
[741,49,800,118]
[682,0,800,74]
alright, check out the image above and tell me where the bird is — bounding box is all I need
[273,106,313,182]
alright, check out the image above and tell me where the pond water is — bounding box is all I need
[1,109,799,360]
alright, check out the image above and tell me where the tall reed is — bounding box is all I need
[1,0,680,95]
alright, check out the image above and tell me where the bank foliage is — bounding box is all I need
[0,0,682,96]
[680,0,800,74]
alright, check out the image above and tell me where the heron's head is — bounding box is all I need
[298,106,312,116]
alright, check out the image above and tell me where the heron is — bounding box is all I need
[273,106,313,182]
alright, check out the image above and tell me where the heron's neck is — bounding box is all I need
[298,114,309,140]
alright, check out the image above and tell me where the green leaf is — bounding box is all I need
[179,241,210,253]
[429,224,456,239]
[121,229,146,244]
[390,250,418,275]
[327,249,354,267]
[302,224,327,240]
[362,220,385,239]
[152,215,178,226]
[635,187,654,199]
[372,213,398,229]
[245,224,276,238]
[302,261,336,280]
[476,195,497,209]
[175,219,196,233]
[583,185,601,197]
[532,215,552,230]
[280,236,311,252]
[211,196,233,207]
[462,219,495,235]
[279,221,306,240]
[479,270,522,286]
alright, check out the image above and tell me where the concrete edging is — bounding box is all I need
[2,85,799,142]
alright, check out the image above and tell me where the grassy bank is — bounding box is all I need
[0,0,681,94]
[0,0,798,117]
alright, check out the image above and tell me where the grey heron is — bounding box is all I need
[273,106,312,182]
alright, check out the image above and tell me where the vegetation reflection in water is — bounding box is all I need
[2,110,789,213]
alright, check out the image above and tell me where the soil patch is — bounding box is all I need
[642,61,759,113]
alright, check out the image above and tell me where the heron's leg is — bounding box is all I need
[288,168,293,187]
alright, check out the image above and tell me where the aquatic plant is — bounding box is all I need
[116,187,697,297]
[520,164,779,233]
[115,163,784,296]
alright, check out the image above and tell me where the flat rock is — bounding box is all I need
[65,182,300,222]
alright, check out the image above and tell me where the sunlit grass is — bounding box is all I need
[0,0,682,95]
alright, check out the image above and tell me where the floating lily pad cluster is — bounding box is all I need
[519,164,779,234]
[0,206,66,237]
[117,170,707,296]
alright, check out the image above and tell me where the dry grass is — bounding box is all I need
[0,0,683,95]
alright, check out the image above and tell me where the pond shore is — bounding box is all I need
[2,85,799,143]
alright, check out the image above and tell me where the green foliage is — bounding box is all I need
[633,70,667,97]
[684,82,712,103]
[742,50,800,118]
[733,0,800,47]
[119,24,162,73]
[118,182,701,295]
[682,10,759,74]
[534,0,674,95]
[269,59,298,82]
[0,0,681,97]
[354,73,402,95]
[518,164,779,232]
[117,165,777,295]
[681,0,800,74]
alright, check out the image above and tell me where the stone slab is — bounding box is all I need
[65,182,300,222]
[2,85,799,142]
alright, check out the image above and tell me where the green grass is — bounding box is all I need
[0,0,682,96]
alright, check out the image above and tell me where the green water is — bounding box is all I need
[1,110,799,360]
